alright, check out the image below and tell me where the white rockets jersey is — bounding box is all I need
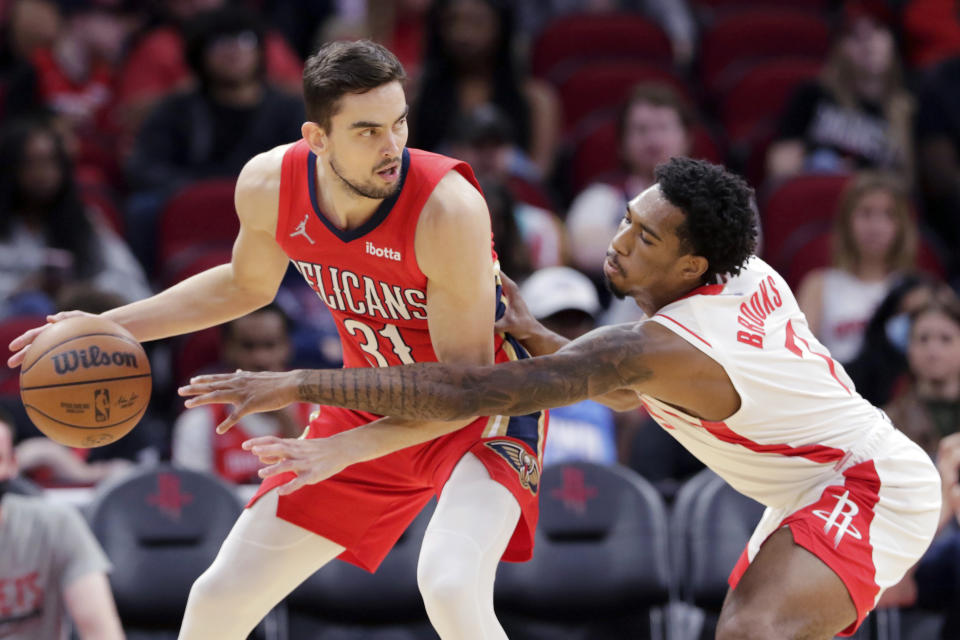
[640,257,895,509]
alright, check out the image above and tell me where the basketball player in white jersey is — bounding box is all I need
[180,158,941,639]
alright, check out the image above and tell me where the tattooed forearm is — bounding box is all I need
[294,323,653,420]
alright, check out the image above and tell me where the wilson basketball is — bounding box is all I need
[19,316,152,448]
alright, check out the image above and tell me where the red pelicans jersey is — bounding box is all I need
[273,142,537,444]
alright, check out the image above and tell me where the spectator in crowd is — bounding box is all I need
[172,304,314,484]
[0,117,150,318]
[566,83,693,284]
[846,273,958,406]
[116,0,302,142]
[915,54,960,260]
[412,0,560,176]
[125,6,305,271]
[126,6,304,193]
[447,106,565,271]
[5,0,138,184]
[900,0,960,69]
[766,2,914,182]
[517,267,617,466]
[0,414,125,640]
[0,0,61,94]
[884,297,960,455]
[913,430,960,638]
[797,172,916,363]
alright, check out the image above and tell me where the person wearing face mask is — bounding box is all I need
[172,304,314,484]
[796,172,917,363]
[884,297,960,455]
[767,1,914,182]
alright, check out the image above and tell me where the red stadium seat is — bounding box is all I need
[720,58,822,144]
[699,9,830,96]
[693,0,829,14]
[783,228,832,290]
[160,246,234,289]
[760,173,852,268]
[558,61,692,134]
[571,117,724,193]
[531,13,673,83]
[156,179,238,271]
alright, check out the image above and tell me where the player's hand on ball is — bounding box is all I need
[242,435,349,495]
[179,370,301,434]
[6,310,99,368]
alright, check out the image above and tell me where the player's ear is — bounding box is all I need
[302,121,328,155]
[680,254,709,283]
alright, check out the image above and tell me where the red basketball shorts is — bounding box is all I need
[248,405,548,572]
[728,429,940,636]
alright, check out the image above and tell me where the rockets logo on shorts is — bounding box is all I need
[485,439,540,495]
[813,490,863,547]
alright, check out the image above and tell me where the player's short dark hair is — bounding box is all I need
[655,158,757,283]
[303,40,407,132]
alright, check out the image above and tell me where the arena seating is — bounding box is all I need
[284,500,435,639]
[495,462,673,639]
[87,465,282,639]
[156,179,239,274]
[531,13,673,84]
[671,469,765,639]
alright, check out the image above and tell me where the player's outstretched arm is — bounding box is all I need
[7,148,290,368]
[495,272,644,412]
[181,321,656,423]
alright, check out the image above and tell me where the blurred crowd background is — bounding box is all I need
[1,0,960,638]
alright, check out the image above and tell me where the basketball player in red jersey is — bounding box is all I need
[180,159,941,639]
[8,40,565,639]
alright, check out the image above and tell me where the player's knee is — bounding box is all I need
[186,568,235,613]
[417,557,477,614]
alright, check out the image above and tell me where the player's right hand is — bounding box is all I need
[6,310,97,369]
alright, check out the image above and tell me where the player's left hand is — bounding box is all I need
[242,435,353,495]
[179,370,301,434]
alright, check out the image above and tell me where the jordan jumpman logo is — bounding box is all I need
[290,214,315,244]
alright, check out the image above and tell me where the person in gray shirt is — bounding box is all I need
[0,416,124,640]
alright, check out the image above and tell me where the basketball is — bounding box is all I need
[19,316,152,448]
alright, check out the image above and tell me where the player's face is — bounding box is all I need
[325,81,409,200]
[223,311,291,372]
[908,310,960,383]
[602,185,702,304]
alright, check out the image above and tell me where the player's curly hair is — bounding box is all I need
[655,158,758,283]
